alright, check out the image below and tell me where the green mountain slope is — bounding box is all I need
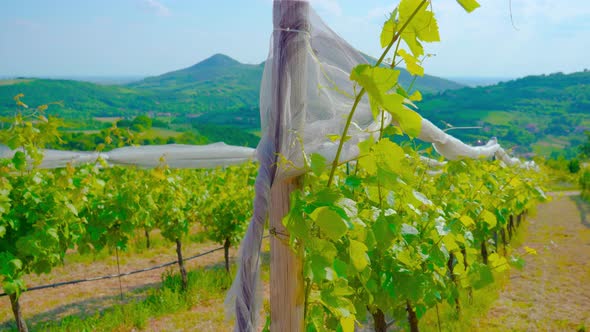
[417,71,590,156]
[4,54,587,156]
[0,53,463,119]
[128,54,263,113]
[0,79,154,118]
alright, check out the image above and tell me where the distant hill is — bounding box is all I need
[417,71,590,156]
[0,79,154,118]
[128,54,263,113]
[1,59,588,156]
[0,53,464,123]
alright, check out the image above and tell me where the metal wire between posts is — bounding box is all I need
[0,235,270,298]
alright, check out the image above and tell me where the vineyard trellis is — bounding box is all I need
[0,235,271,299]
[0,0,549,331]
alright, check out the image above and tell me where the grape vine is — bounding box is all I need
[282,0,548,331]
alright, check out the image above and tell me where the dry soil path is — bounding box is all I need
[474,193,590,331]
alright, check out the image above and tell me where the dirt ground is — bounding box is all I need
[474,193,590,331]
[0,236,243,330]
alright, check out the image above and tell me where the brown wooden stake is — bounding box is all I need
[481,241,489,264]
[270,1,309,331]
[270,178,304,331]
[144,228,151,249]
[224,237,231,273]
[175,238,188,290]
[115,246,124,301]
[447,253,461,315]
[9,294,28,332]
[372,307,387,332]
[406,300,419,332]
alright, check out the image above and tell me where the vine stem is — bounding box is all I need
[327,0,429,187]
[115,246,124,301]
[436,304,442,332]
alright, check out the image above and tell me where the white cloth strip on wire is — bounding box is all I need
[0,143,256,169]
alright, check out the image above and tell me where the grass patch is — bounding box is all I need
[418,276,507,331]
[29,267,233,332]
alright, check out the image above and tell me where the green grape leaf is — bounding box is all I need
[442,234,460,252]
[308,254,334,282]
[2,280,20,295]
[481,210,497,228]
[0,225,5,238]
[402,33,425,58]
[345,176,362,189]
[372,139,405,175]
[333,259,349,277]
[350,65,400,103]
[310,153,327,177]
[397,49,424,76]
[379,91,422,138]
[469,262,495,289]
[510,256,525,270]
[409,90,422,101]
[429,245,448,268]
[460,215,475,227]
[9,258,23,271]
[456,0,480,13]
[488,253,508,272]
[341,316,355,332]
[321,290,356,318]
[316,239,338,261]
[349,240,369,272]
[401,223,419,242]
[311,207,348,241]
[12,151,26,171]
[380,10,398,48]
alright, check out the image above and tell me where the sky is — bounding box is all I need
[0,0,589,79]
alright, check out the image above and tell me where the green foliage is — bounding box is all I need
[568,159,581,174]
[290,141,547,330]
[580,168,590,200]
[35,267,232,332]
[78,166,155,253]
[579,131,590,159]
[149,164,190,242]
[199,163,256,267]
[0,98,96,298]
[283,2,549,330]
[456,0,480,12]
[418,71,590,155]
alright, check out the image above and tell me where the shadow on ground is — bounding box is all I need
[0,280,161,331]
[570,195,590,228]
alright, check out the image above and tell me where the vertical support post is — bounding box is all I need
[270,1,309,331]
[270,179,304,331]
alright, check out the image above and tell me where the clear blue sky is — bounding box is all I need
[1,0,588,78]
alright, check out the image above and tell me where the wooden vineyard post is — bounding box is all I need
[270,179,304,331]
[270,1,309,331]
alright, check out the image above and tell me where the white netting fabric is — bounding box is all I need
[259,5,391,179]
[0,143,256,169]
[257,6,514,179]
